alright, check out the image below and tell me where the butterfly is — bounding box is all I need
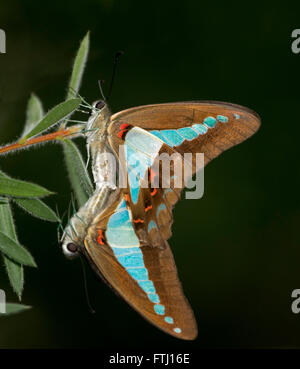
[61,99,260,340]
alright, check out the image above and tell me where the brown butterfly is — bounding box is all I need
[61,100,260,340]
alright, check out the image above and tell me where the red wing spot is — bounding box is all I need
[133,218,144,224]
[118,124,131,140]
[124,194,130,202]
[145,205,152,212]
[150,188,157,196]
[148,168,156,181]
[97,229,105,245]
[117,130,126,139]
[120,123,130,130]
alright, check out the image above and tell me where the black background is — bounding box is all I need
[0,0,300,349]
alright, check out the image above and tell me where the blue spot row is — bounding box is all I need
[177,127,198,140]
[203,116,217,128]
[165,316,174,324]
[117,253,144,268]
[154,304,165,315]
[149,114,230,148]
[106,199,166,317]
[192,124,208,135]
[217,115,229,123]
[138,280,155,293]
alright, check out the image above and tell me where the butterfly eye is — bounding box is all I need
[66,243,78,253]
[95,100,106,110]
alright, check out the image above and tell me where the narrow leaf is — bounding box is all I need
[67,32,90,100]
[0,198,16,237]
[0,177,53,198]
[4,259,24,300]
[62,139,93,207]
[0,231,37,267]
[1,303,31,316]
[0,197,24,299]
[23,98,81,139]
[21,93,44,138]
[14,198,60,222]
[0,169,9,179]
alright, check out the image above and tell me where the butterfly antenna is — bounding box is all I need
[80,256,96,314]
[57,223,65,244]
[55,204,63,242]
[86,143,91,170]
[107,51,124,101]
[69,88,93,110]
[98,80,106,102]
[70,192,77,215]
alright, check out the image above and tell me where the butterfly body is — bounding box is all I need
[61,100,260,340]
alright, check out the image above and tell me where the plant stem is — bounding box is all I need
[0,125,83,156]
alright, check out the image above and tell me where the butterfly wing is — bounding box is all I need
[110,101,260,166]
[83,190,197,340]
[108,101,260,238]
[83,101,260,339]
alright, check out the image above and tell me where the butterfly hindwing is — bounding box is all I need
[83,190,198,340]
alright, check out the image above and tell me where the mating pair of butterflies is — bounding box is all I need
[61,99,260,340]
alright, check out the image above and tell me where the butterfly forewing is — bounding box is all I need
[110,101,260,167]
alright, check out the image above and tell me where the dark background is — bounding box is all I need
[0,0,299,349]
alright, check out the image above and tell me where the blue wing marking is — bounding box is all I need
[156,203,166,218]
[147,113,224,148]
[203,116,217,128]
[125,127,164,204]
[150,130,173,146]
[160,129,184,147]
[217,115,228,123]
[192,124,208,135]
[177,127,198,140]
[106,199,169,317]
[148,220,157,232]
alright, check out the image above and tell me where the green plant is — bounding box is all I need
[0,32,92,315]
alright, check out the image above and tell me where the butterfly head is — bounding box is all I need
[85,99,111,139]
[62,241,80,259]
[60,226,82,259]
[60,211,86,260]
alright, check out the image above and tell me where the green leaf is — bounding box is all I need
[67,32,90,100]
[14,198,60,222]
[0,177,53,198]
[4,258,24,300]
[0,197,24,300]
[0,198,16,237]
[21,93,44,138]
[0,169,9,179]
[62,139,93,207]
[0,231,37,267]
[1,303,31,316]
[23,98,81,140]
